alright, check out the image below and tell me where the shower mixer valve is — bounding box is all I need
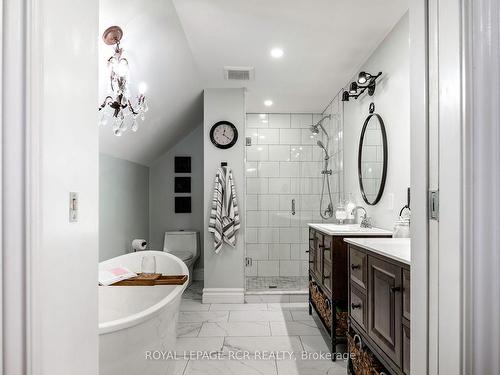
[324,203,334,218]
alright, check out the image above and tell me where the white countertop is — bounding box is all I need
[344,238,411,265]
[308,223,393,236]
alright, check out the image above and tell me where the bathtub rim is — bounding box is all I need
[98,251,189,335]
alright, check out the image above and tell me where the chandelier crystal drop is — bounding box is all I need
[99,26,148,136]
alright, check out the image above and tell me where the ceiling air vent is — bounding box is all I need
[224,66,255,81]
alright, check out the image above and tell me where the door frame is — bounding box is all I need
[410,0,499,373]
[462,0,500,372]
[409,0,430,373]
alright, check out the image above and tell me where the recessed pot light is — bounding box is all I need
[264,100,273,107]
[270,48,284,58]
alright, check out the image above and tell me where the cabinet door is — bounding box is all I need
[313,231,323,279]
[322,259,332,294]
[402,322,411,374]
[309,228,316,250]
[323,235,332,263]
[322,236,332,294]
[403,268,411,321]
[367,256,402,366]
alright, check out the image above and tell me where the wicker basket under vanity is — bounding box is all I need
[309,280,348,337]
[348,333,388,375]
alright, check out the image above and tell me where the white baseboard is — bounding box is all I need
[193,267,204,281]
[202,288,245,304]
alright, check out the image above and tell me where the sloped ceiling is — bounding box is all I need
[99,0,408,165]
[99,0,203,165]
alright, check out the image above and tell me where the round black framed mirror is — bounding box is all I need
[358,103,388,205]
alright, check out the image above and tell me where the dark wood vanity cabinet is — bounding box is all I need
[348,244,410,375]
[308,227,391,359]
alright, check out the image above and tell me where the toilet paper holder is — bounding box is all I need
[132,239,147,252]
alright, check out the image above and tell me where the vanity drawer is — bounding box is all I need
[350,284,367,330]
[350,247,367,289]
[322,258,332,294]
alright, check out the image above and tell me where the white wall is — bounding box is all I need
[149,125,204,276]
[99,154,149,261]
[28,0,99,373]
[203,89,246,299]
[343,13,410,230]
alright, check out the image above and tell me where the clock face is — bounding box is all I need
[210,121,238,149]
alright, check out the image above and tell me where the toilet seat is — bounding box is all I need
[169,251,194,262]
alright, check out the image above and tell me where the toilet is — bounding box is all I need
[163,230,199,284]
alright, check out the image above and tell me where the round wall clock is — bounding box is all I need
[210,121,238,149]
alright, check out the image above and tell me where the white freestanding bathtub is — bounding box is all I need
[99,251,189,375]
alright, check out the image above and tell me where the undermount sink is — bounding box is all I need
[307,223,393,236]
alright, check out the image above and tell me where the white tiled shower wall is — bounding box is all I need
[245,103,344,280]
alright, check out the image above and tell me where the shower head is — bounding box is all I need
[310,124,320,135]
[309,115,331,140]
[317,140,330,159]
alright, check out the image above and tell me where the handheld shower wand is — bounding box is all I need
[317,140,330,160]
[309,116,334,219]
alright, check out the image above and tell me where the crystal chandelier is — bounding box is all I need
[99,26,148,136]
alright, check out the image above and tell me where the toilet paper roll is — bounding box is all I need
[132,239,147,251]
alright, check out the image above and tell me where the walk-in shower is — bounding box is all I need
[310,115,334,219]
[244,109,343,294]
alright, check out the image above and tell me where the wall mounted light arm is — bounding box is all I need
[342,71,383,102]
[341,86,367,101]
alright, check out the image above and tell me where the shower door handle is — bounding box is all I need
[291,199,296,215]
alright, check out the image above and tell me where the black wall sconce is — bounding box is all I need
[342,71,382,102]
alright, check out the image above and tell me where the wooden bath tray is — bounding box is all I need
[110,274,188,286]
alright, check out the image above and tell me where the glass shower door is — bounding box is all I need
[244,112,329,292]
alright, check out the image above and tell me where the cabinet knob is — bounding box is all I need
[351,303,362,310]
[324,275,330,280]
[305,250,310,253]
[351,264,361,270]
[390,286,401,293]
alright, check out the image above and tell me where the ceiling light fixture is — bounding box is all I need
[264,100,273,107]
[98,26,148,136]
[270,48,284,58]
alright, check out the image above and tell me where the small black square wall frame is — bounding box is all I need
[175,156,191,173]
[175,197,191,213]
[175,177,191,193]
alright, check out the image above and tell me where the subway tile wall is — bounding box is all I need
[245,104,344,280]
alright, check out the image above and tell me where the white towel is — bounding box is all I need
[208,167,240,253]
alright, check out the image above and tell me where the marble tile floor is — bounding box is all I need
[170,282,347,375]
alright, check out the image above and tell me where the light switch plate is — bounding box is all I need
[69,192,78,222]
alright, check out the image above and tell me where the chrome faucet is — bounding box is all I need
[351,206,372,228]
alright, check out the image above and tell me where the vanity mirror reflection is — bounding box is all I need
[358,103,387,205]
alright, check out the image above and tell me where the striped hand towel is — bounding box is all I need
[208,167,240,254]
